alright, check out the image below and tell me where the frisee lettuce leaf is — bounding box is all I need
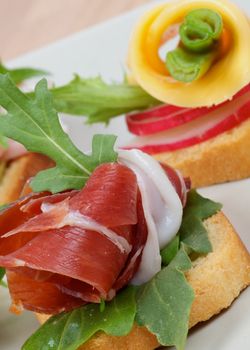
[0,61,49,85]
[0,74,117,193]
[179,190,222,254]
[2,61,161,124]
[136,246,194,350]
[46,75,160,124]
[22,286,137,350]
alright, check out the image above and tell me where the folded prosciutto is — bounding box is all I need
[0,161,187,315]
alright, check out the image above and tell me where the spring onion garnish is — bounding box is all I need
[166,47,216,83]
[180,9,223,53]
[166,8,223,82]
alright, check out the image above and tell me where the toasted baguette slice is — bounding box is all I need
[154,119,250,188]
[0,153,53,204]
[37,212,250,350]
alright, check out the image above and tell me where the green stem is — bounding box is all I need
[180,9,223,53]
[166,47,216,83]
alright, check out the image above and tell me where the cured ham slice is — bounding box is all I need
[7,270,84,315]
[21,190,79,215]
[161,163,189,206]
[0,160,188,314]
[0,163,146,314]
[113,193,147,290]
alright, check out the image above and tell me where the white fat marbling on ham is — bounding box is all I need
[118,149,183,285]
[41,202,132,254]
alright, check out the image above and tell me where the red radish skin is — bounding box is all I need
[125,85,250,154]
[127,105,212,135]
[126,84,250,136]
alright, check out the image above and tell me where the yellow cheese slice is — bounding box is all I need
[128,0,250,107]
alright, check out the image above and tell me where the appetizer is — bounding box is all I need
[0,74,249,350]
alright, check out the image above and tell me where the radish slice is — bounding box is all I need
[126,83,250,136]
[127,105,208,135]
[125,88,250,154]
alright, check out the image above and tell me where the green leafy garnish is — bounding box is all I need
[0,134,8,148]
[0,267,5,281]
[179,190,222,254]
[45,75,160,123]
[0,267,7,288]
[136,246,194,350]
[0,61,49,85]
[161,235,180,266]
[0,74,118,193]
[161,190,221,262]
[151,191,221,348]
[100,298,106,312]
[22,286,136,350]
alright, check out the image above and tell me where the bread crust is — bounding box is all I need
[154,120,250,188]
[37,212,250,350]
[0,153,53,204]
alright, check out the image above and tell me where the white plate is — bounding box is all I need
[1,1,250,349]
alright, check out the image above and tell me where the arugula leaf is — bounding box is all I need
[161,235,180,266]
[32,133,117,193]
[136,246,194,350]
[0,61,49,85]
[0,74,117,193]
[0,267,5,281]
[0,134,8,148]
[22,286,136,350]
[179,190,222,254]
[0,267,7,288]
[168,243,191,271]
[46,75,160,123]
[161,190,221,263]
